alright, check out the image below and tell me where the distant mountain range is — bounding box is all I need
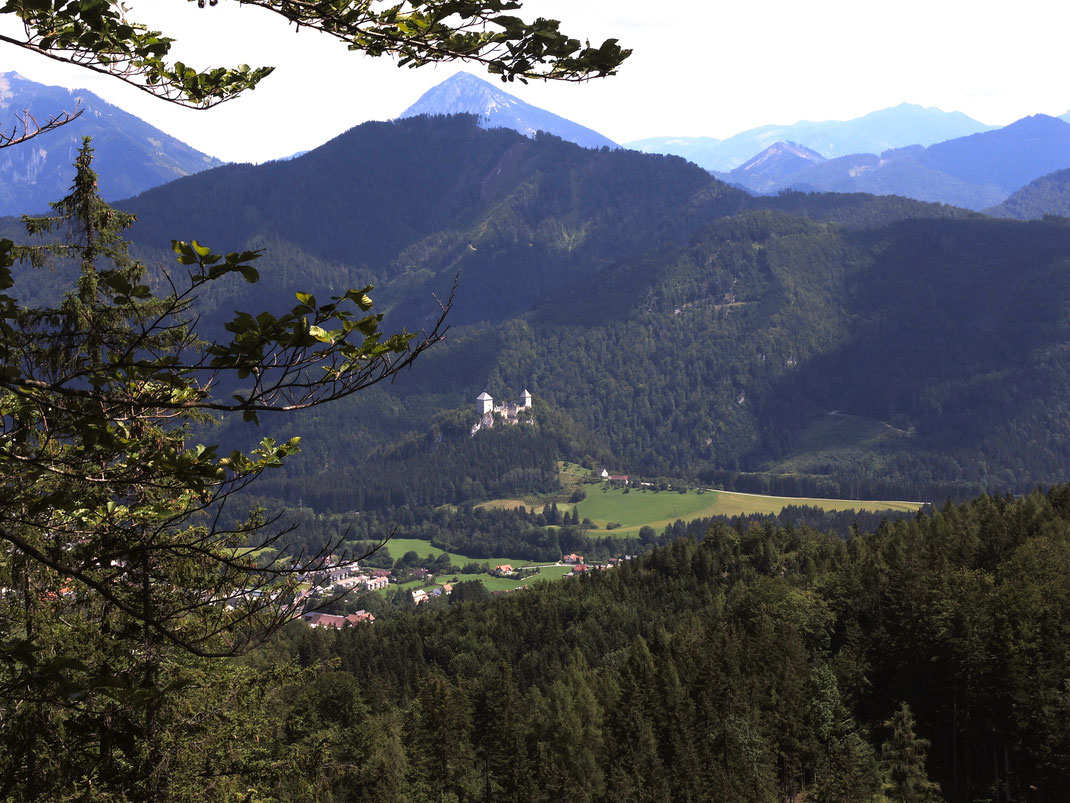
[721,115,1070,210]
[726,141,826,194]
[627,104,994,171]
[0,72,221,216]
[399,71,617,150]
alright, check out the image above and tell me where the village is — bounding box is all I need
[298,550,627,630]
[294,441,657,631]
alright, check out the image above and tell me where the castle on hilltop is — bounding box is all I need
[472,389,533,434]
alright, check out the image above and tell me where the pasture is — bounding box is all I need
[574,486,924,536]
[379,537,529,570]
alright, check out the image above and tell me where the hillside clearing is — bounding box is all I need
[574,486,924,536]
[377,537,530,569]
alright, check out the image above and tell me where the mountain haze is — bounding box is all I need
[921,114,1070,192]
[399,71,617,150]
[0,72,221,216]
[724,141,827,193]
[627,103,993,171]
[729,115,1070,209]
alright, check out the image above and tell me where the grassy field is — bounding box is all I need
[475,498,531,512]
[479,565,573,591]
[380,537,530,569]
[574,486,924,537]
[576,487,714,529]
[393,563,572,595]
[559,461,592,477]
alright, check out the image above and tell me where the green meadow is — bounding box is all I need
[395,563,573,595]
[378,537,530,570]
[479,565,574,591]
[574,486,923,537]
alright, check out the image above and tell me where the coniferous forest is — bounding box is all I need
[263,488,1068,803]
[9,488,1065,800]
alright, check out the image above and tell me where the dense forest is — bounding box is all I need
[986,167,1070,219]
[253,488,1070,802]
[14,487,1061,800]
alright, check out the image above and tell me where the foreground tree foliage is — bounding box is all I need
[0,1,625,796]
[0,0,629,121]
[0,139,444,797]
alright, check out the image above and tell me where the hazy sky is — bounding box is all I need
[2,0,1068,163]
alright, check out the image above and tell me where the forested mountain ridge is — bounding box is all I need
[985,166,1070,219]
[118,114,744,327]
[7,114,1069,506]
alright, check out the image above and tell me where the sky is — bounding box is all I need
[1,0,1069,164]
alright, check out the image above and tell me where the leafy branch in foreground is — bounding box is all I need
[0,0,630,114]
[0,139,448,670]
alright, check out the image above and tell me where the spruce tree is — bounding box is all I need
[881,702,942,802]
[0,139,440,797]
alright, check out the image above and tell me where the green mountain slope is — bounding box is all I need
[985,167,1070,219]
[13,114,1070,505]
[121,115,744,328]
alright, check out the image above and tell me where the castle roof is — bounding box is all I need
[477,391,493,400]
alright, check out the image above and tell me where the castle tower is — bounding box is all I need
[477,391,494,415]
[519,389,533,409]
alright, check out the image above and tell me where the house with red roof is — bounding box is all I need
[303,612,347,630]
